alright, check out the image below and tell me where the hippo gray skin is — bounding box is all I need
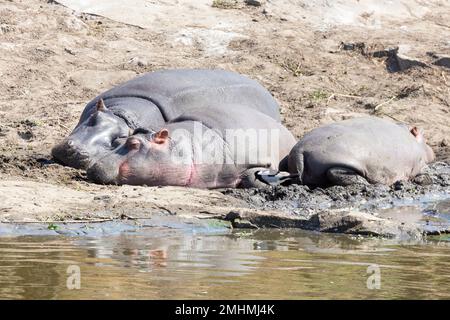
[52,69,281,169]
[287,117,435,187]
[87,104,296,188]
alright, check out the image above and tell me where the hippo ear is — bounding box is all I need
[96,98,107,112]
[153,129,169,144]
[410,126,423,142]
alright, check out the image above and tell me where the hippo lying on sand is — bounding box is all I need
[87,105,296,188]
[52,69,281,169]
[287,117,435,187]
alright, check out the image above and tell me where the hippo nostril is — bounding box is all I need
[52,139,92,169]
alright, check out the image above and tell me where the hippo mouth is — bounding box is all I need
[86,162,122,185]
[51,139,91,169]
[117,161,130,184]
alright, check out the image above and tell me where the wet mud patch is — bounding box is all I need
[0,153,85,184]
[0,154,48,173]
[223,162,450,217]
[221,162,450,239]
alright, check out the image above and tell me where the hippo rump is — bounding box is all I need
[287,117,435,187]
[87,104,296,189]
[52,69,281,169]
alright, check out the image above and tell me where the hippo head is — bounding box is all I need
[87,128,194,186]
[409,126,435,163]
[51,99,130,169]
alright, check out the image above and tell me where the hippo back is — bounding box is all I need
[290,117,431,185]
[78,69,280,127]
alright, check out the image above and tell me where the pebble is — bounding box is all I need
[62,16,87,31]
[128,57,149,68]
[245,0,262,6]
[433,55,450,69]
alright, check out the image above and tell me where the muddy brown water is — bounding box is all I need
[1,205,450,299]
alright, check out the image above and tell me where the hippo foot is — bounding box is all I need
[326,167,369,186]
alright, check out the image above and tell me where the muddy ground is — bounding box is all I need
[0,0,449,238]
[225,162,450,215]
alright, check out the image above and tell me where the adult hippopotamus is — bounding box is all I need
[287,117,435,187]
[52,69,281,169]
[87,104,296,188]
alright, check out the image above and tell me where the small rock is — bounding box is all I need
[339,42,365,52]
[433,55,450,69]
[232,219,259,229]
[371,46,398,58]
[128,57,149,68]
[62,16,87,31]
[17,130,34,141]
[387,53,429,72]
[94,195,111,201]
[64,48,75,55]
[414,174,433,186]
[245,0,262,6]
[314,210,423,239]
[0,24,14,34]
[393,181,405,191]
[224,211,241,221]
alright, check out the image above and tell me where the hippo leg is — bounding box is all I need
[326,167,369,186]
[278,155,289,172]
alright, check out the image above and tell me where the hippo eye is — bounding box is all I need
[112,136,127,148]
[88,114,98,126]
[127,138,141,150]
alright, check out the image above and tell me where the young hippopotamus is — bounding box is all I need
[87,105,296,188]
[287,117,435,187]
[52,69,281,169]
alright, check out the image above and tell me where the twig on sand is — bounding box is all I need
[372,95,403,122]
[327,93,399,113]
[374,95,396,111]
[327,93,363,104]
[58,122,70,131]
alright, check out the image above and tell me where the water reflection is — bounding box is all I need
[0,228,449,299]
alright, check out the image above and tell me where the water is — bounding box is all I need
[1,228,449,299]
